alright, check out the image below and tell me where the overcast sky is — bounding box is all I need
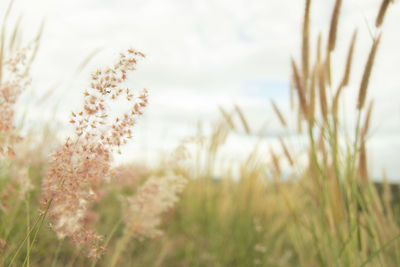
[2,0,400,180]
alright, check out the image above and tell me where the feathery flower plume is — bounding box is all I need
[41,48,148,258]
[0,180,18,212]
[123,173,187,239]
[111,164,148,190]
[0,45,36,207]
[0,46,32,145]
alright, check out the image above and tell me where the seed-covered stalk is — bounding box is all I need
[357,34,381,110]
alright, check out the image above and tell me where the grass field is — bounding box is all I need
[1,0,400,266]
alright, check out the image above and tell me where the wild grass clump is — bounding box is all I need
[0,10,187,263]
[270,0,400,265]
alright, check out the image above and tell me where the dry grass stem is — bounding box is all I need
[302,0,311,82]
[290,79,295,111]
[328,0,342,52]
[318,61,328,121]
[341,29,358,87]
[291,59,308,117]
[234,104,251,134]
[316,33,322,70]
[271,100,287,127]
[357,34,381,110]
[359,140,368,182]
[332,30,357,118]
[308,65,317,124]
[218,106,235,130]
[269,148,281,178]
[376,0,392,27]
[361,100,374,138]
[279,136,294,166]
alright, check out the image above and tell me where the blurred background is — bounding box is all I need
[2,0,400,180]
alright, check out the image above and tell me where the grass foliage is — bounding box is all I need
[1,0,400,266]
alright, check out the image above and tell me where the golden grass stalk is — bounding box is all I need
[317,131,327,163]
[318,61,328,121]
[376,0,392,27]
[382,170,394,220]
[20,21,44,79]
[297,106,303,133]
[234,104,250,134]
[358,140,368,182]
[218,106,235,130]
[75,47,103,74]
[357,34,381,110]
[328,0,342,52]
[316,33,322,70]
[333,29,357,117]
[308,65,317,125]
[308,149,322,191]
[290,78,295,111]
[307,34,321,126]
[302,0,311,83]
[7,15,21,51]
[269,148,281,178]
[361,100,374,139]
[278,136,294,166]
[341,29,358,87]
[332,84,342,121]
[270,100,287,127]
[291,58,308,116]
[327,164,343,222]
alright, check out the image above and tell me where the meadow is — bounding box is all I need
[1,0,400,266]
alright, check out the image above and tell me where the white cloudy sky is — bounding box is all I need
[2,0,400,180]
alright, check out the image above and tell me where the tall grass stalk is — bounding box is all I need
[6,199,51,267]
